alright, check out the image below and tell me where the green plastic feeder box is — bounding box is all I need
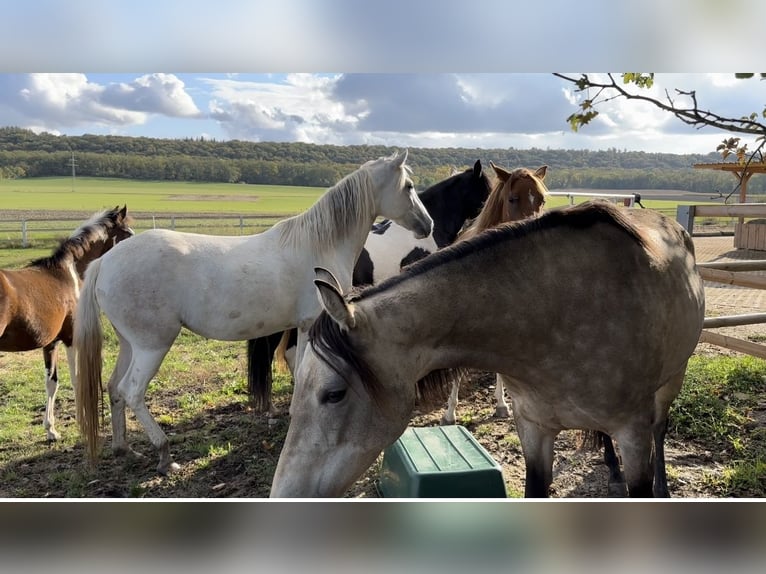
[378,425,506,498]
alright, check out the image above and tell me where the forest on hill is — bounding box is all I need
[0,127,760,194]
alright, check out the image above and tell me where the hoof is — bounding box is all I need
[439,416,456,426]
[268,405,283,417]
[607,480,628,497]
[46,430,61,442]
[493,406,510,419]
[113,446,146,460]
[158,461,181,476]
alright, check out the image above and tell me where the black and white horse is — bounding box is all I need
[248,161,492,411]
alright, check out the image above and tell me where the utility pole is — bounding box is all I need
[68,149,77,192]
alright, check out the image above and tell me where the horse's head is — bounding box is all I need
[491,163,548,222]
[270,268,416,498]
[68,205,135,277]
[107,205,135,246]
[364,150,433,239]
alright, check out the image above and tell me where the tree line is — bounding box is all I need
[0,126,761,193]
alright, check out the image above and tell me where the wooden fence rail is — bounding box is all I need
[0,213,292,247]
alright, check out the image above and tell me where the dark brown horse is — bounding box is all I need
[0,206,133,440]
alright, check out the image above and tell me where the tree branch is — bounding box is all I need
[554,73,766,136]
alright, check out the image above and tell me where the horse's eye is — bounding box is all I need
[508,196,517,203]
[323,389,347,404]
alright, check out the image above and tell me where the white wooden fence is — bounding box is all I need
[0,214,291,248]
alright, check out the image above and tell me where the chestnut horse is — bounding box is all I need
[271,202,705,498]
[0,206,133,440]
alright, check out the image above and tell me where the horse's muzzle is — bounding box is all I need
[411,216,433,239]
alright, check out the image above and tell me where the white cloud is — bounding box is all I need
[204,74,359,142]
[0,73,200,132]
[100,74,201,117]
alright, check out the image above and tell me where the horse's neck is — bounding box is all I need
[357,258,530,378]
[418,186,451,247]
[72,240,109,279]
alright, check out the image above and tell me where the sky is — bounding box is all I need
[1,73,763,155]
[0,1,765,155]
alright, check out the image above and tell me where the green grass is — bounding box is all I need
[669,355,766,496]
[0,320,292,497]
[0,176,326,214]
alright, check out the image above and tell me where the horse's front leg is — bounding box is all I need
[42,342,61,441]
[493,373,510,418]
[515,418,556,497]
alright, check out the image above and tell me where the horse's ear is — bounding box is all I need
[490,161,511,181]
[314,279,355,332]
[119,205,128,219]
[535,166,548,180]
[314,266,342,293]
[394,149,408,167]
[473,160,482,178]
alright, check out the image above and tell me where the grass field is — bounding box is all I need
[0,176,326,215]
[0,176,722,267]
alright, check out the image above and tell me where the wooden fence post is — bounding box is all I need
[21,220,27,248]
[676,205,695,234]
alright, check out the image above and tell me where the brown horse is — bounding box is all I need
[457,163,547,241]
[0,206,133,440]
[442,163,548,424]
[271,202,705,498]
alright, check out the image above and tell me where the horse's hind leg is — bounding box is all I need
[108,333,134,458]
[42,342,61,441]
[613,425,654,497]
[652,369,686,497]
[652,418,670,497]
[118,346,178,475]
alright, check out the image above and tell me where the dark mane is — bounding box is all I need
[353,200,652,302]
[28,207,130,270]
[309,309,458,409]
[308,311,384,406]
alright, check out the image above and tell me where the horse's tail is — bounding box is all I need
[74,257,104,465]
[576,429,604,451]
[274,329,295,374]
[247,332,283,412]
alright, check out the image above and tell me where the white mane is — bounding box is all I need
[277,157,403,256]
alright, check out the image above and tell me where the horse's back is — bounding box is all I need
[93,227,300,342]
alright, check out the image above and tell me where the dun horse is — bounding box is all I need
[270,201,705,498]
[74,151,432,474]
[0,206,133,441]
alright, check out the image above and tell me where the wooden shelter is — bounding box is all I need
[694,161,766,250]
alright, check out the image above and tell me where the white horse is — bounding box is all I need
[271,202,705,498]
[74,150,433,475]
